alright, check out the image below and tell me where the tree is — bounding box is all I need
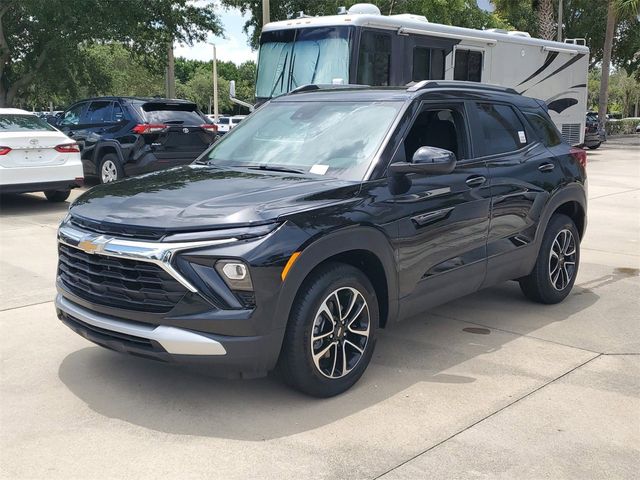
[537,0,555,40]
[223,0,508,50]
[0,0,222,107]
[598,0,639,128]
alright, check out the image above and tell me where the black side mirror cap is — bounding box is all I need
[388,146,457,175]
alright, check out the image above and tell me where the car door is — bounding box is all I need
[58,102,91,161]
[386,101,491,320]
[80,100,114,162]
[469,101,565,287]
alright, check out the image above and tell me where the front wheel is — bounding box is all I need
[278,263,378,397]
[519,213,580,304]
[587,142,601,150]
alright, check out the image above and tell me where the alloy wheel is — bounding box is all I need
[549,228,577,291]
[310,287,370,379]
[101,160,119,183]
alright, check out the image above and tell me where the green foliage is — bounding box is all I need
[0,0,222,106]
[606,118,639,135]
[587,68,640,117]
[223,0,508,49]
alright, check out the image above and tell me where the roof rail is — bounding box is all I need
[407,80,519,95]
[288,84,371,94]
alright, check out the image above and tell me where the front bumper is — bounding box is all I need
[55,218,310,377]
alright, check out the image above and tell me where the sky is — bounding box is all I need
[175,6,257,64]
[177,1,495,65]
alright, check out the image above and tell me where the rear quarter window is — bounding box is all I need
[0,114,56,132]
[524,111,563,147]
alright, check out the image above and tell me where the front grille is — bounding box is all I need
[58,243,188,313]
[561,123,581,146]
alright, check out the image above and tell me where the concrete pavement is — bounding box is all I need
[1,136,638,479]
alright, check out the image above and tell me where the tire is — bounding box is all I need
[519,213,580,304]
[587,142,601,150]
[44,190,70,202]
[98,153,124,184]
[278,263,379,397]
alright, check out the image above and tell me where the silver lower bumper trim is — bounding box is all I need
[55,294,227,356]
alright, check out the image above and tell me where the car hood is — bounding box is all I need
[70,165,358,231]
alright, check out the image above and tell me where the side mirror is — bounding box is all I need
[389,146,457,175]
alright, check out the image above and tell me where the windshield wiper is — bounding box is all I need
[230,164,307,175]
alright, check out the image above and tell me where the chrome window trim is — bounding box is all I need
[57,223,236,293]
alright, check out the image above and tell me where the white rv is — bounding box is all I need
[255,3,589,145]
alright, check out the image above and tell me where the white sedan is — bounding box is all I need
[0,108,83,202]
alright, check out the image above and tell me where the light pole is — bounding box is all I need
[208,42,219,122]
[263,0,270,26]
[557,0,563,41]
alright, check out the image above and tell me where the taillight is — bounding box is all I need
[132,123,167,134]
[570,146,587,169]
[0,146,11,155]
[200,124,218,132]
[54,143,80,153]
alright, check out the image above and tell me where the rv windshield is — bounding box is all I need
[256,26,353,99]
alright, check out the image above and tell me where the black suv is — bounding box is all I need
[55,82,587,397]
[55,97,217,183]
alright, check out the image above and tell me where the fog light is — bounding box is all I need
[215,260,253,291]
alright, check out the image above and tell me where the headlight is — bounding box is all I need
[215,259,253,291]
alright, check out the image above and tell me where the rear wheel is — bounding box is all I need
[587,142,601,150]
[278,263,378,397]
[44,190,70,202]
[519,213,580,304]
[98,153,124,183]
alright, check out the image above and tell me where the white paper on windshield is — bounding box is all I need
[310,164,329,175]
[518,130,527,143]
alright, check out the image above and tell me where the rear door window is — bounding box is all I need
[0,114,56,132]
[85,101,113,124]
[141,103,203,125]
[111,102,125,122]
[524,112,563,147]
[475,103,528,156]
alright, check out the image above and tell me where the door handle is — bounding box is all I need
[411,207,454,227]
[538,162,555,172]
[465,175,486,187]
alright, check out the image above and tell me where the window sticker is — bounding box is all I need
[518,130,527,143]
[310,164,329,175]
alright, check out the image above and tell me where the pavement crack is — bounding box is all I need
[373,353,602,479]
[0,299,53,312]
[589,187,640,201]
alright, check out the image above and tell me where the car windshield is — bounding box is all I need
[0,114,56,132]
[256,26,353,99]
[205,100,402,181]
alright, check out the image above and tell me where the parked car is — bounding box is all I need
[55,82,587,396]
[584,111,605,149]
[54,97,217,183]
[215,115,245,135]
[0,108,83,202]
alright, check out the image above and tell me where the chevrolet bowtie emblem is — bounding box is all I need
[77,236,108,254]
[78,240,99,254]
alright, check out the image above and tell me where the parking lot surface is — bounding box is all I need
[1,136,639,479]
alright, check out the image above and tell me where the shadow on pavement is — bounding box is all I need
[0,192,74,217]
[58,281,604,441]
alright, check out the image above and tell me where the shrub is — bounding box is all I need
[606,118,639,135]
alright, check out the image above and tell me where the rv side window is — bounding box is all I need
[454,49,483,82]
[524,112,563,147]
[412,48,445,81]
[357,31,391,86]
[475,103,528,156]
